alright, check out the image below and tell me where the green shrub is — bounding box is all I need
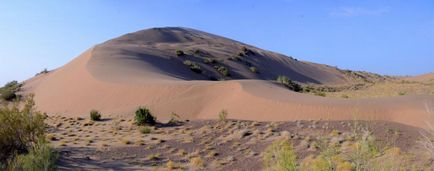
[0,81,21,101]
[263,140,297,171]
[216,66,230,76]
[135,107,156,125]
[176,50,185,56]
[194,49,201,55]
[203,58,216,64]
[0,94,53,168]
[314,91,326,97]
[1,90,17,101]
[249,67,258,73]
[8,139,57,171]
[140,126,152,134]
[218,110,228,122]
[276,75,302,92]
[89,110,101,121]
[183,60,202,73]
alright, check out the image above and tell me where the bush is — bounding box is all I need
[276,75,302,92]
[8,139,57,171]
[0,81,21,101]
[249,66,258,73]
[218,110,228,122]
[263,140,297,171]
[176,50,185,56]
[216,66,230,76]
[0,94,56,169]
[183,60,202,73]
[1,90,17,101]
[203,58,216,64]
[89,110,101,121]
[135,107,156,125]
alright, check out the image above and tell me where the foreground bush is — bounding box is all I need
[8,139,57,171]
[263,140,297,171]
[276,75,302,92]
[0,94,57,170]
[135,107,156,125]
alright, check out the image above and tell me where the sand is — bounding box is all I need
[20,27,434,129]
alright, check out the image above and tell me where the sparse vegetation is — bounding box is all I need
[218,109,228,122]
[135,107,156,125]
[89,109,101,121]
[276,75,302,92]
[183,60,202,73]
[176,50,185,56]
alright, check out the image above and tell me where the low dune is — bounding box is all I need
[21,27,434,129]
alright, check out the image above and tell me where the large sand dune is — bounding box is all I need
[22,27,434,128]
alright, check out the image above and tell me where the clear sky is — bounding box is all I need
[1,0,434,85]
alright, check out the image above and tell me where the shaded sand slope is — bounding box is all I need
[87,27,375,85]
[22,47,434,128]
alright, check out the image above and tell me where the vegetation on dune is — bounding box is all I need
[35,68,49,76]
[203,57,216,64]
[183,60,202,73]
[89,109,102,121]
[215,66,230,77]
[176,50,185,57]
[249,66,258,73]
[135,107,157,125]
[276,75,302,92]
[0,94,57,170]
[0,81,22,101]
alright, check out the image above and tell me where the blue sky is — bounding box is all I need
[1,0,434,85]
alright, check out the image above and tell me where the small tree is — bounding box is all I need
[135,107,156,125]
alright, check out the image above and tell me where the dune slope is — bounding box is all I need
[22,27,434,128]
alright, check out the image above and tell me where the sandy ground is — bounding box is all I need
[45,116,429,170]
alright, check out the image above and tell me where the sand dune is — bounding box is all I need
[20,27,434,129]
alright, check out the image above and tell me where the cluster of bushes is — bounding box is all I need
[183,60,202,73]
[214,66,230,77]
[90,109,102,121]
[0,81,22,101]
[0,95,57,170]
[263,123,410,171]
[276,76,302,92]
